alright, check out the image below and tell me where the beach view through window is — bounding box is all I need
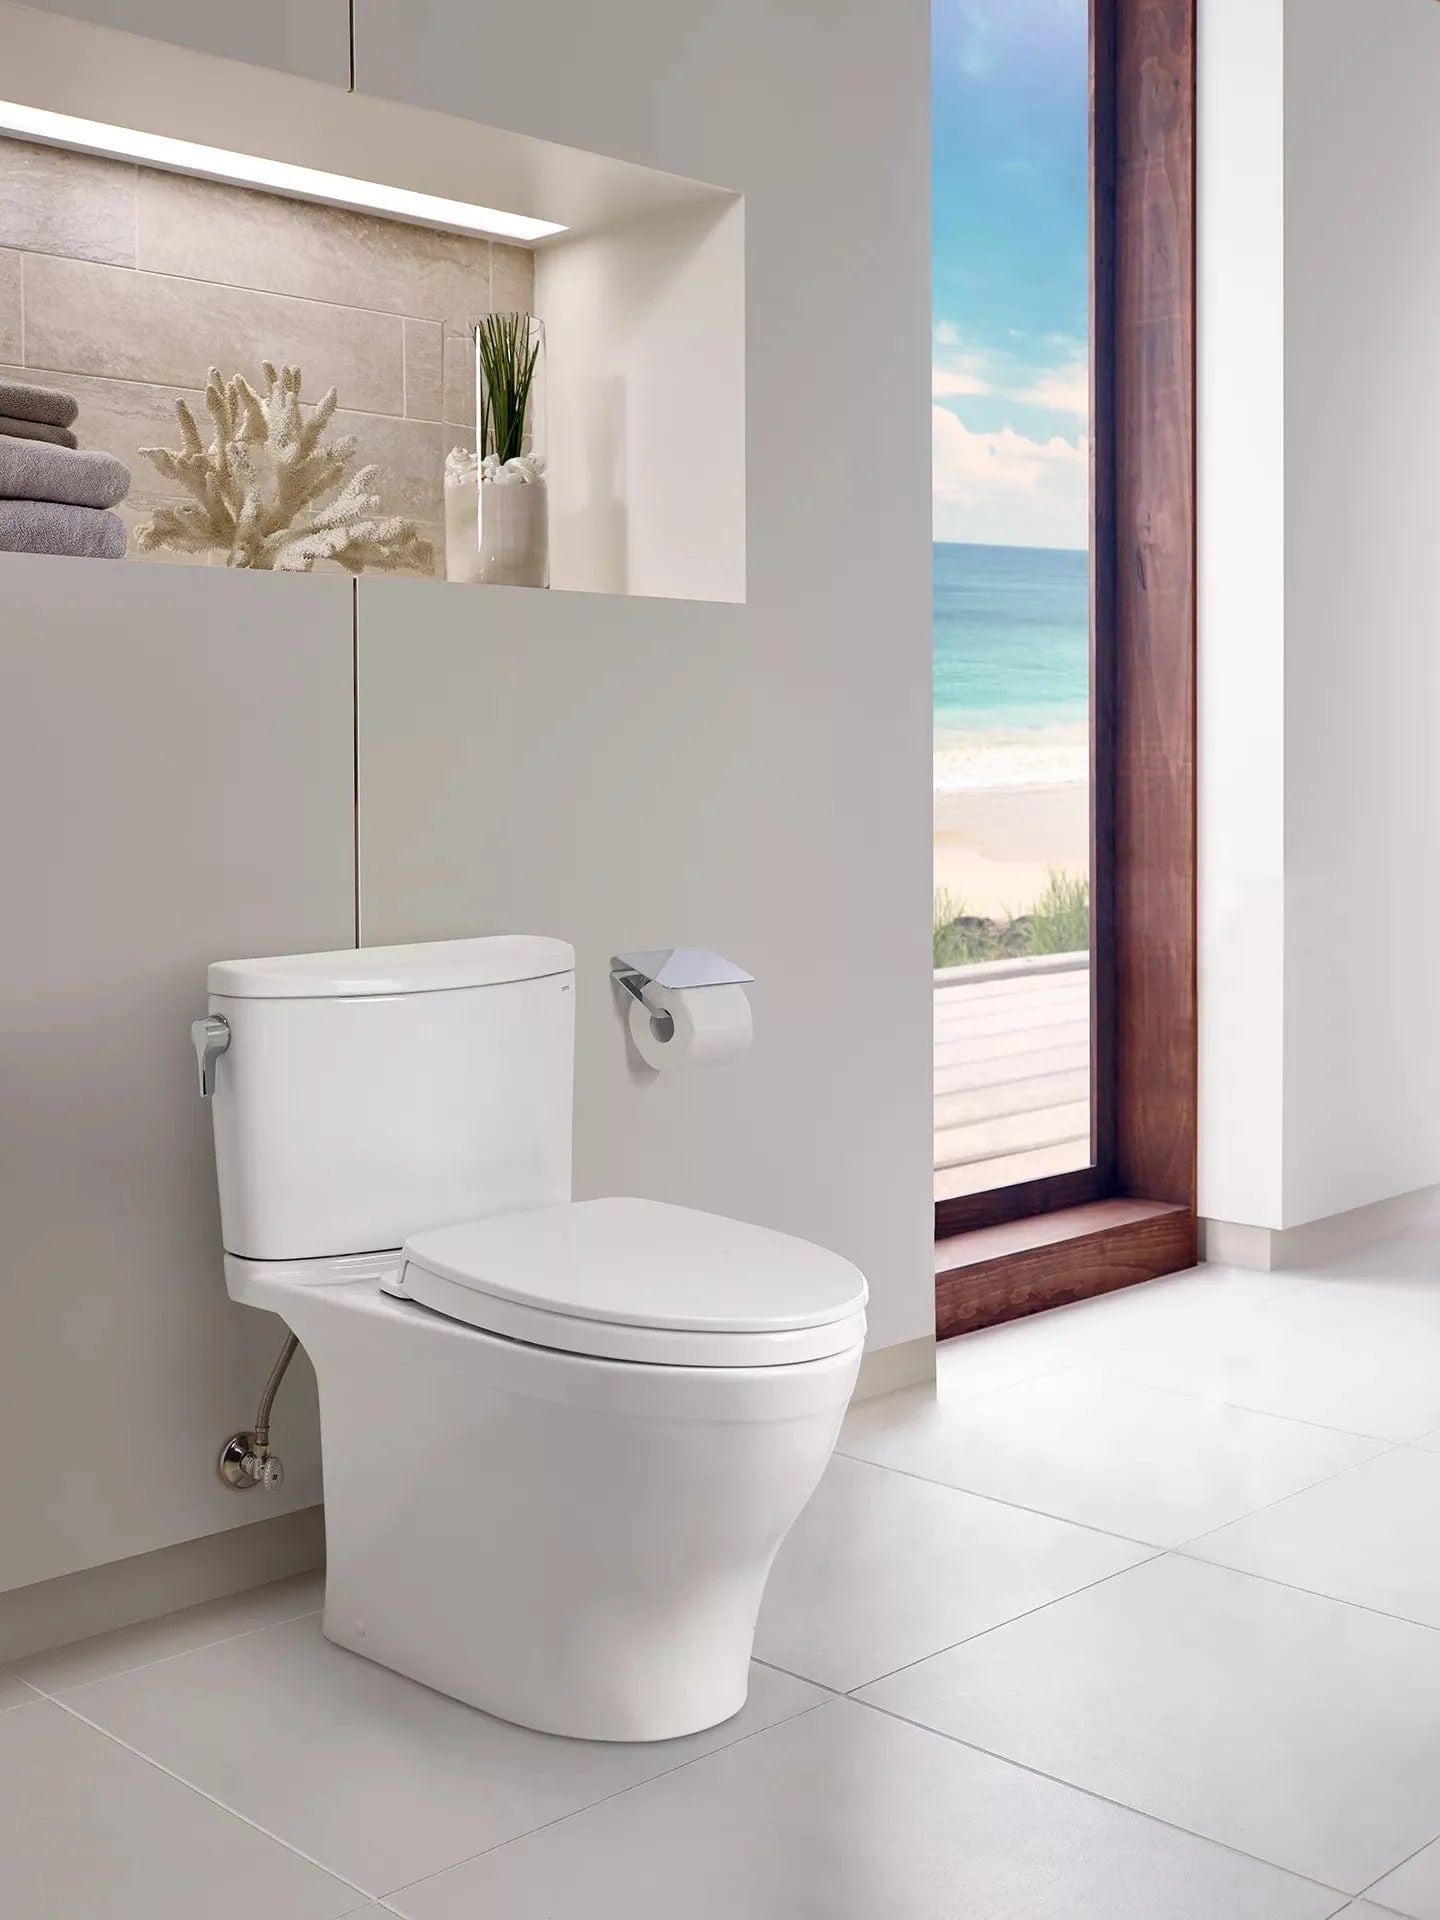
[932,0,1092,1203]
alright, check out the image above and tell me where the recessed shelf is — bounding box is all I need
[0,1,745,605]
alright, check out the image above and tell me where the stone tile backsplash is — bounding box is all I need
[24,253,409,412]
[0,136,535,575]
[0,139,137,267]
[0,250,20,364]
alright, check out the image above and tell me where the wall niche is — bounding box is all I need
[0,0,745,602]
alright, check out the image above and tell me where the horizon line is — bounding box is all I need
[934,537,1088,555]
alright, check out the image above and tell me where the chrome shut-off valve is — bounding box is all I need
[219,1433,284,1491]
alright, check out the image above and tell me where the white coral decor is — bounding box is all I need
[135,362,433,574]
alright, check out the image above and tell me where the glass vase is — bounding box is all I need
[443,313,548,590]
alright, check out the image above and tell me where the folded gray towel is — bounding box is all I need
[0,500,126,559]
[0,377,79,429]
[0,414,78,449]
[0,438,129,509]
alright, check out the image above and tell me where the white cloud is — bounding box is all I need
[932,366,991,399]
[1010,358,1090,421]
[932,405,1088,550]
[932,326,1090,422]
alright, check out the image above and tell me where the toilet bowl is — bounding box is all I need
[199,938,867,1742]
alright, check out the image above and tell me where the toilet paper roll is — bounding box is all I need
[627,983,753,1071]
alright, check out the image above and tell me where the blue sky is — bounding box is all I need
[933,0,1089,551]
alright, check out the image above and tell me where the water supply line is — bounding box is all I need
[218,1332,299,1492]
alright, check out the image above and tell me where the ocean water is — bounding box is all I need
[934,541,1089,791]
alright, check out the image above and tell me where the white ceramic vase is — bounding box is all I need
[478,477,549,589]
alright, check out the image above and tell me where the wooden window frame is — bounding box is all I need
[936,0,1197,1335]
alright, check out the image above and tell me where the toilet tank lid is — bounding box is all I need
[208,936,575,999]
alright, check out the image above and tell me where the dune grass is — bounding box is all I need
[934,872,1090,971]
[1025,870,1091,955]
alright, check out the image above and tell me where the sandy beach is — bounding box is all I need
[934,778,1089,921]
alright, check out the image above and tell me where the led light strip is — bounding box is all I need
[0,99,567,245]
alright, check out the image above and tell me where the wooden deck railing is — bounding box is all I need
[933,952,1091,1201]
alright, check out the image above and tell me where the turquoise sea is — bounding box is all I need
[934,541,1089,791]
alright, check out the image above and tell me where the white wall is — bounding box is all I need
[1197,0,1288,1229]
[16,0,351,85]
[356,0,935,1352]
[1201,0,1440,1232]
[0,561,352,1593]
[538,199,746,602]
[0,0,932,1610]
[1282,0,1440,1225]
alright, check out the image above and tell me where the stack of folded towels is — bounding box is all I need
[0,377,131,559]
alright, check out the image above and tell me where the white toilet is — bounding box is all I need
[199,935,867,1742]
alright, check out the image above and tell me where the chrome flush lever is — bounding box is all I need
[191,1015,231,1098]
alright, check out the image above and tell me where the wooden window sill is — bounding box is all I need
[936,1199,1196,1340]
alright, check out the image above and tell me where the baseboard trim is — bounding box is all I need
[854,1334,935,1401]
[0,1506,325,1666]
[1202,1184,1440,1273]
[1198,1218,1277,1271]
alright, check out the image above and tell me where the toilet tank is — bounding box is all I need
[205,937,575,1261]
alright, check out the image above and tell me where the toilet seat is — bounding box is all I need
[391,1196,869,1367]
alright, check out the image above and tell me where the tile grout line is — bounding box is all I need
[1078,1354,1419,1443]
[1353,1823,1440,1908]
[830,1447,1164,1550]
[748,1655,847,1696]
[6,340,394,428]
[1161,1548,1440,1640]
[842,1692,1356,1904]
[0,1672,46,1708]
[837,1549,1167,1698]
[42,1690,376,1904]
[378,1697,836,1909]
[0,345,460,436]
[17,1626,831,1908]
[21,237,497,329]
[984,1334,1410,1444]
[1172,1441,1406,1555]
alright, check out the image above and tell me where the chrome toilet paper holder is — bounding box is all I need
[611,948,754,1021]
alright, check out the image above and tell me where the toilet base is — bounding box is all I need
[320,1599,752,1744]
[264,1268,860,1743]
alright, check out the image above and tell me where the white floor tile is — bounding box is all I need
[12,1570,325,1694]
[0,1698,359,1919]
[841,1364,1382,1545]
[1304,1222,1440,1301]
[1092,1283,1440,1440]
[0,1668,38,1712]
[755,1454,1149,1691]
[858,1554,1440,1893]
[1367,1836,1440,1918]
[386,1697,1341,1920]
[64,1612,826,1897]
[929,1316,1076,1398]
[1189,1447,1440,1625]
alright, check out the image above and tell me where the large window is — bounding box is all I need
[932,0,1093,1209]
[933,0,1198,1315]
